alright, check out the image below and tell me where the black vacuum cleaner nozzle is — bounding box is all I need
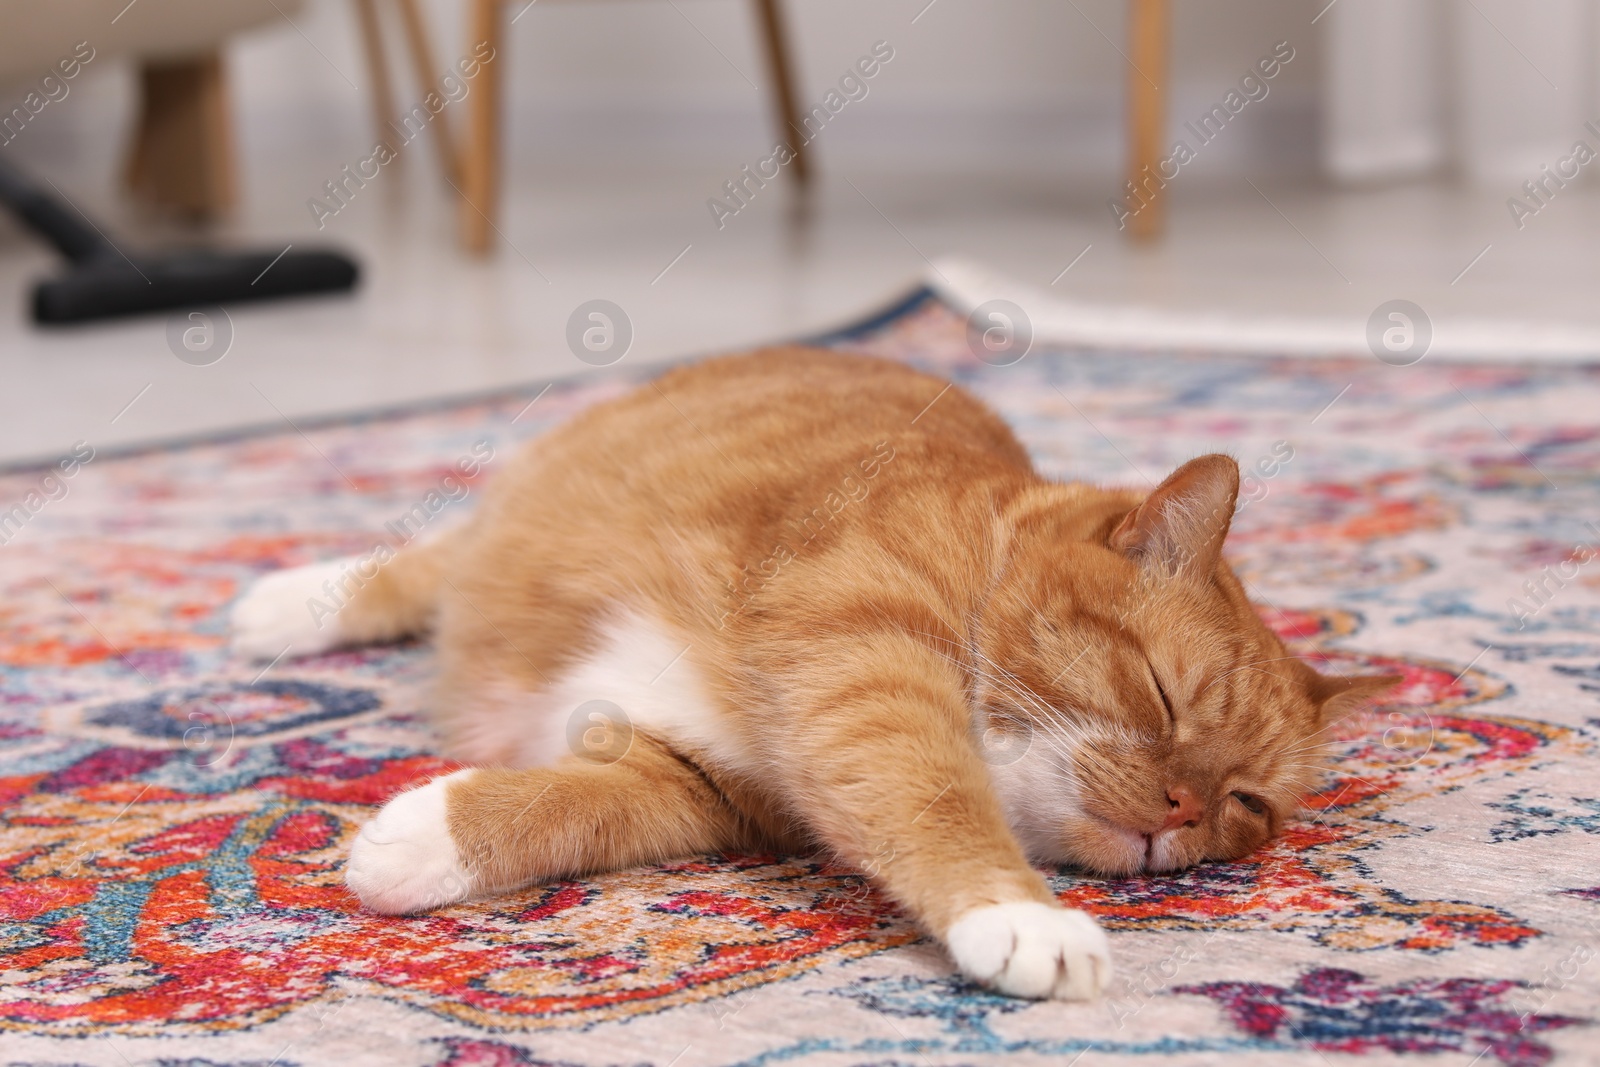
[30,248,359,324]
[0,161,359,325]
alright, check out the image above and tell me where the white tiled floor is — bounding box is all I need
[3,153,1598,466]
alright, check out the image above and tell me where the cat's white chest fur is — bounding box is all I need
[492,611,738,770]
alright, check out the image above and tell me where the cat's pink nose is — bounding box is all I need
[1162,786,1204,831]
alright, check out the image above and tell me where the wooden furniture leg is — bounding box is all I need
[751,0,809,185]
[397,0,462,187]
[123,51,237,221]
[352,0,399,156]
[1125,0,1168,241]
[461,0,503,253]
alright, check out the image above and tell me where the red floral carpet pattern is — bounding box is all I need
[2,290,1598,1065]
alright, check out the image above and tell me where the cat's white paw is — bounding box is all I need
[346,769,478,914]
[231,559,354,660]
[946,901,1111,1000]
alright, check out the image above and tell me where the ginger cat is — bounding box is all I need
[233,348,1395,1001]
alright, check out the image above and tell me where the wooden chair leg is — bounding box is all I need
[1125,0,1168,240]
[352,0,399,158]
[397,0,462,187]
[751,0,809,185]
[123,51,237,221]
[461,0,503,254]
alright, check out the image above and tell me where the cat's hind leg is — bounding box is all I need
[344,735,753,914]
[231,528,459,660]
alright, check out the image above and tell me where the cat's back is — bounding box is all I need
[468,347,1038,610]
[543,347,1031,483]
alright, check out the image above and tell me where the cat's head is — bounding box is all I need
[977,454,1398,876]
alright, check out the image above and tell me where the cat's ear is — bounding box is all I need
[1108,454,1239,579]
[1306,671,1403,723]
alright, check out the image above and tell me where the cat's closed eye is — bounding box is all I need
[1149,666,1175,723]
[1232,792,1267,816]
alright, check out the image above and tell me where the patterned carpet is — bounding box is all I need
[3,289,1599,1067]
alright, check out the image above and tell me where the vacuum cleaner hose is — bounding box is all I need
[0,161,116,263]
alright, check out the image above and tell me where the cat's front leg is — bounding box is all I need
[780,641,1112,1000]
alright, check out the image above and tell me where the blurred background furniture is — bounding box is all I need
[0,0,305,221]
[18,0,1162,249]
[350,0,463,187]
[1125,0,1168,242]
[456,0,810,254]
